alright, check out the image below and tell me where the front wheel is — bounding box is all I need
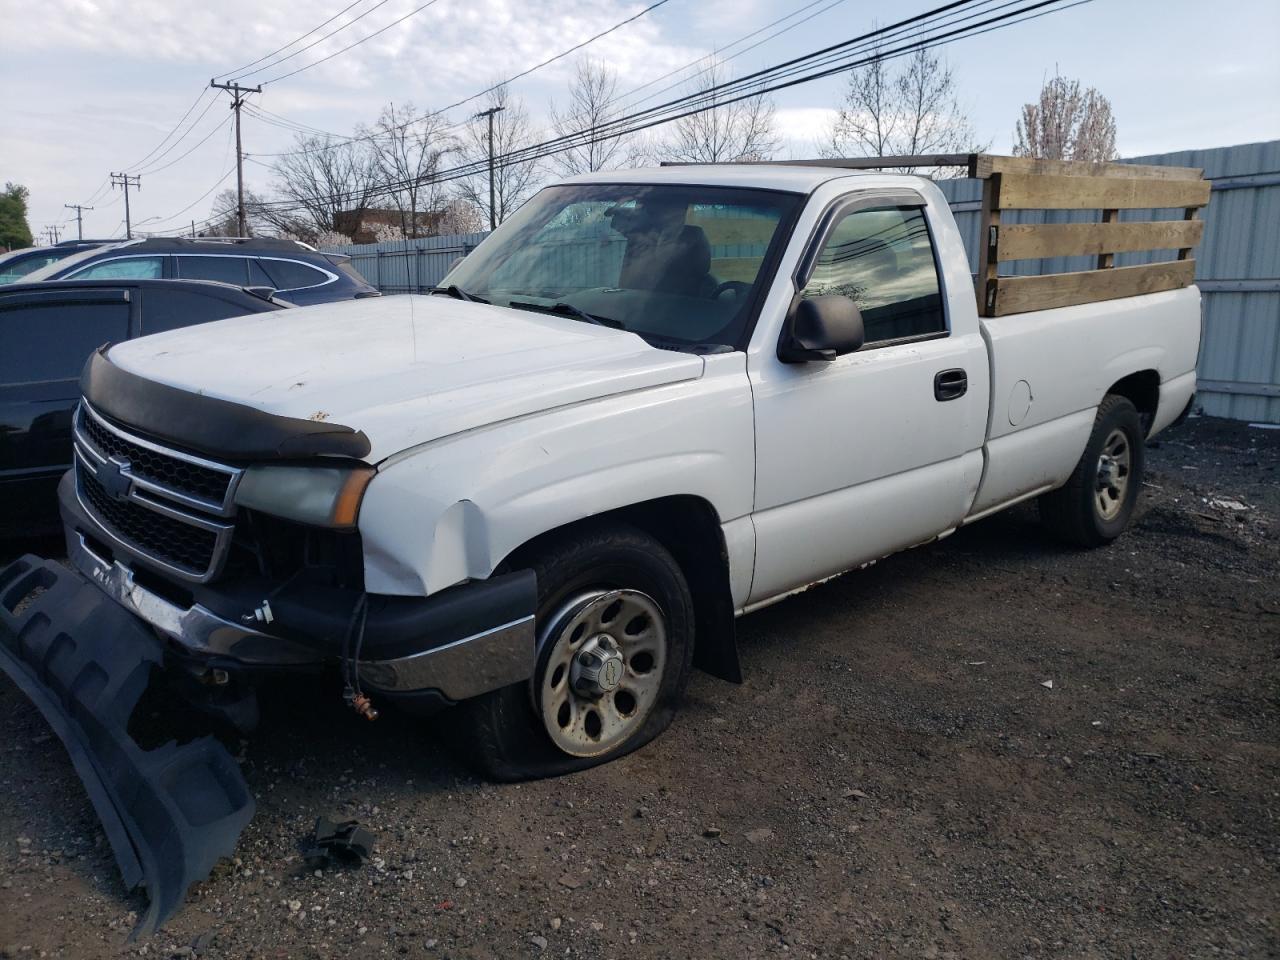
[451,523,694,781]
[1038,394,1146,547]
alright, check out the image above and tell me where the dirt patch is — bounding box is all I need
[1,415,1277,958]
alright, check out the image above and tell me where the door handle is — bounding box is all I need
[934,368,967,401]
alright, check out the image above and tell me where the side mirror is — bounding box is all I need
[777,295,865,363]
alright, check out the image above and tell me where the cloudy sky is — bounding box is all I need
[4,0,1277,241]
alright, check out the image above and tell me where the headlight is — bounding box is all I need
[233,464,375,529]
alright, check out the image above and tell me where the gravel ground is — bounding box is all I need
[1,415,1277,959]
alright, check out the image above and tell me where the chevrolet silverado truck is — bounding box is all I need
[0,155,1207,933]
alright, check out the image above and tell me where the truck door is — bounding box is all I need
[746,191,987,605]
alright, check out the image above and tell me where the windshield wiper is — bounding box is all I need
[508,299,623,329]
[431,284,489,304]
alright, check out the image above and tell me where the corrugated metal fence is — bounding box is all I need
[937,140,1280,422]
[324,232,490,294]
[325,139,1279,422]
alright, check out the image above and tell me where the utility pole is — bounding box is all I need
[210,80,262,236]
[473,106,505,230]
[64,203,93,241]
[110,173,141,239]
[44,225,62,245]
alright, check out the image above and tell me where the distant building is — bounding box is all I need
[334,207,446,243]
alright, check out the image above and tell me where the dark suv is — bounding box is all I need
[0,278,291,537]
[27,237,379,305]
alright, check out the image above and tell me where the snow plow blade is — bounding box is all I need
[0,555,254,938]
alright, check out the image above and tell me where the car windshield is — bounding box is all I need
[442,183,801,352]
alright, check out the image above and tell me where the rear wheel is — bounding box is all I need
[452,523,694,781]
[1038,394,1146,546]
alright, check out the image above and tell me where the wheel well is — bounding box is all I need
[501,496,742,684]
[1106,370,1160,433]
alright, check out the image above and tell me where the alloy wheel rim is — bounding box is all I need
[1094,427,1131,521]
[535,589,667,758]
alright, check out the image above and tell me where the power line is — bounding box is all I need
[140,163,240,230]
[246,0,1082,217]
[160,0,1086,234]
[122,88,214,171]
[135,113,235,176]
[131,94,226,175]
[215,0,375,81]
[232,0,400,82]
[445,0,674,108]
[259,0,446,85]
[249,0,678,157]
[616,0,850,109]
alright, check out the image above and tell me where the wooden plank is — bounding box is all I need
[990,260,1196,317]
[995,173,1211,210]
[995,219,1205,261]
[975,155,1203,181]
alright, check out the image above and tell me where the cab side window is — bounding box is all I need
[801,206,945,345]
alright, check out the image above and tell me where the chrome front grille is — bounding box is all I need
[72,403,243,582]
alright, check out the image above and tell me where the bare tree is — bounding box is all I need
[822,44,985,169]
[205,188,274,237]
[269,134,381,241]
[549,58,637,176]
[660,60,778,163]
[359,102,454,238]
[456,85,543,226]
[1013,74,1117,162]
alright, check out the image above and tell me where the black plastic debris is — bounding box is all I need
[0,556,255,939]
[303,816,376,866]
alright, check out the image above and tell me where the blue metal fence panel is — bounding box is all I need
[323,232,490,294]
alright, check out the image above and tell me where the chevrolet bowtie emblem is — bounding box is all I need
[97,457,134,501]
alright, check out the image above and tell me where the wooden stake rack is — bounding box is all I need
[778,153,1210,318]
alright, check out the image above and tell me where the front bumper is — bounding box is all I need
[60,471,538,702]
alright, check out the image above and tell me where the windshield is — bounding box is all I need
[442,183,801,351]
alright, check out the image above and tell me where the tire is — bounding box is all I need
[1038,394,1146,547]
[450,523,695,781]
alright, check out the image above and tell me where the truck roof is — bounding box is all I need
[561,163,894,194]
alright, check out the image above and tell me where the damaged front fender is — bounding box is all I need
[0,556,254,938]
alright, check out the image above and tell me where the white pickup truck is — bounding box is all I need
[3,160,1203,797]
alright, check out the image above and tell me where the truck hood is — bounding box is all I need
[106,295,704,461]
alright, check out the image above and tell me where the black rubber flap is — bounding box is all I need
[0,555,255,938]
